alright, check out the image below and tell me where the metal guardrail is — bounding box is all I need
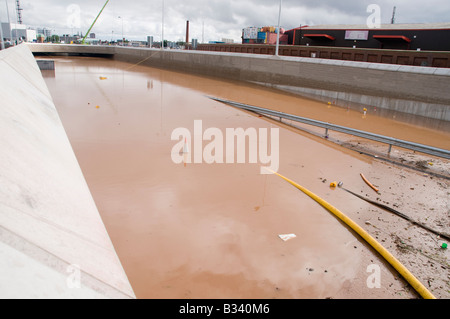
[210,97,450,160]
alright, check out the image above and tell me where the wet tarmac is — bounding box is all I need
[43,56,449,299]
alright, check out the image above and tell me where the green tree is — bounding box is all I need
[46,35,60,43]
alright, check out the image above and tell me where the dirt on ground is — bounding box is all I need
[326,139,449,299]
[261,104,450,299]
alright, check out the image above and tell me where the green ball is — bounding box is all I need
[442,243,448,249]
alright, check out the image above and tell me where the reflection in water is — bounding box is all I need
[40,69,55,78]
[43,56,449,299]
[281,88,450,132]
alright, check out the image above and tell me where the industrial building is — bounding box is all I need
[0,1,36,46]
[198,22,450,68]
[286,23,450,51]
[242,23,450,52]
[1,22,36,43]
[37,27,52,38]
[242,26,289,45]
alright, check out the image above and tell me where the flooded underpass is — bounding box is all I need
[42,56,450,299]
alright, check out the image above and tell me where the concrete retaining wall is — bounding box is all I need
[266,83,450,130]
[198,43,450,68]
[0,44,135,299]
[114,47,450,123]
[28,43,450,122]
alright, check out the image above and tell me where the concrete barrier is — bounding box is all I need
[114,47,450,123]
[28,43,113,57]
[27,43,450,122]
[0,44,135,299]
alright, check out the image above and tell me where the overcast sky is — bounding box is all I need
[1,0,450,42]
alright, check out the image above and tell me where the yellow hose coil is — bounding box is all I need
[271,170,436,299]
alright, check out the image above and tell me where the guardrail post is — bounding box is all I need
[388,144,393,155]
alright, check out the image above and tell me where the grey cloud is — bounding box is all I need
[4,0,450,42]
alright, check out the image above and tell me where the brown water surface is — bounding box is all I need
[43,57,449,299]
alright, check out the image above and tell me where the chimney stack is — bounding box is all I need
[186,20,190,49]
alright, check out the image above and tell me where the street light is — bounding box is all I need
[5,0,13,44]
[161,0,165,49]
[275,0,282,56]
[118,16,124,46]
[0,15,4,50]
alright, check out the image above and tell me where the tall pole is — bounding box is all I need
[185,20,189,49]
[13,0,19,44]
[202,21,204,44]
[5,0,13,42]
[391,6,397,24]
[0,13,5,50]
[161,0,165,49]
[118,16,123,45]
[15,0,22,24]
[82,0,110,44]
[275,0,282,56]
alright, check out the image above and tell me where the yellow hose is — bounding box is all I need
[269,169,436,299]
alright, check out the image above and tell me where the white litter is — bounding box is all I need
[278,234,297,241]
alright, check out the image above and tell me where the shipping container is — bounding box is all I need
[266,33,278,45]
[243,27,258,40]
[261,26,276,33]
[257,32,267,40]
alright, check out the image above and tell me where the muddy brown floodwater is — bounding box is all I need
[43,56,449,299]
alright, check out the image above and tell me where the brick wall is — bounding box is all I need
[198,44,450,68]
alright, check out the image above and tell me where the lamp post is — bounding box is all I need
[161,0,165,49]
[0,15,4,50]
[5,0,13,44]
[275,0,282,56]
[118,16,124,46]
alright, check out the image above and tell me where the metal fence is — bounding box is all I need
[209,97,450,160]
